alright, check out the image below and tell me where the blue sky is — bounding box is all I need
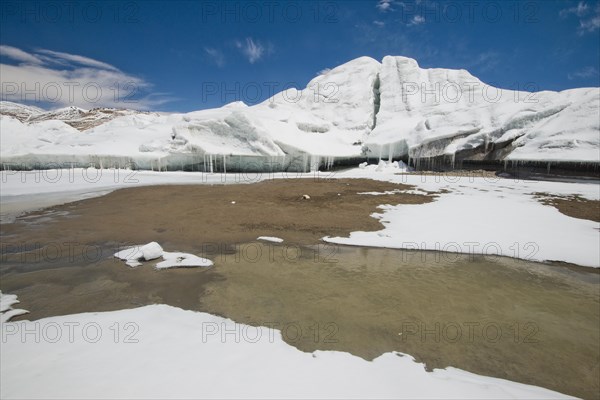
[1,0,599,112]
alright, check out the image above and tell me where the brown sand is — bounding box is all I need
[1,179,432,253]
[534,193,600,223]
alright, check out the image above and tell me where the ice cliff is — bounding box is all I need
[1,56,598,171]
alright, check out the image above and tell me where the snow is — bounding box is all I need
[140,242,163,261]
[0,101,45,121]
[257,236,284,243]
[0,291,29,323]
[0,295,571,399]
[1,56,597,172]
[156,252,213,269]
[114,242,164,267]
[327,165,600,267]
[114,243,213,269]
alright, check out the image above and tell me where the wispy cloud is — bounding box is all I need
[374,1,427,26]
[235,38,268,64]
[578,13,600,34]
[568,66,599,80]
[204,47,225,67]
[0,45,171,110]
[560,1,600,35]
[0,45,44,64]
[317,68,331,76]
[560,1,589,18]
[35,49,120,71]
[408,15,425,26]
[376,0,397,12]
[471,51,500,72]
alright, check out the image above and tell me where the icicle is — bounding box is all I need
[326,155,334,170]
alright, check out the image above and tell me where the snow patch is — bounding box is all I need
[156,252,213,269]
[0,302,570,399]
[257,236,284,243]
[0,291,29,323]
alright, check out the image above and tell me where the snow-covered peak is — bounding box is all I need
[222,101,248,109]
[0,101,45,122]
[254,55,381,136]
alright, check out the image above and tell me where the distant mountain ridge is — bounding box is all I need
[0,101,149,131]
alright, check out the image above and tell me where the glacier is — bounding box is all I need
[1,56,598,173]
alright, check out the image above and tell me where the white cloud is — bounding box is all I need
[317,68,331,76]
[376,0,393,12]
[560,1,589,18]
[0,45,43,64]
[204,47,225,67]
[568,66,599,80]
[471,51,500,72]
[0,45,170,110]
[408,15,425,26]
[373,20,385,27]
[35,49,120,71]
[578,14,600,34]
[235,38,267,64]
[559,1,600,35]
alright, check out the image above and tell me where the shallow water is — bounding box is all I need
[1,242,598,398]
[202,243,599,399]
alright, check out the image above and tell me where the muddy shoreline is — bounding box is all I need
[0,178,433,249]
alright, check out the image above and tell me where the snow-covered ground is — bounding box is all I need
[0,293,571,399]
[327,163,600,268]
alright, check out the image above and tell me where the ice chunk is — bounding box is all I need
[114,243,212,269]
[375,160,387,172]
[155,252,213,269]
[0,291,29,323]
[141,242,163,261]
[257,236,284,243]
[114,242,164,267]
